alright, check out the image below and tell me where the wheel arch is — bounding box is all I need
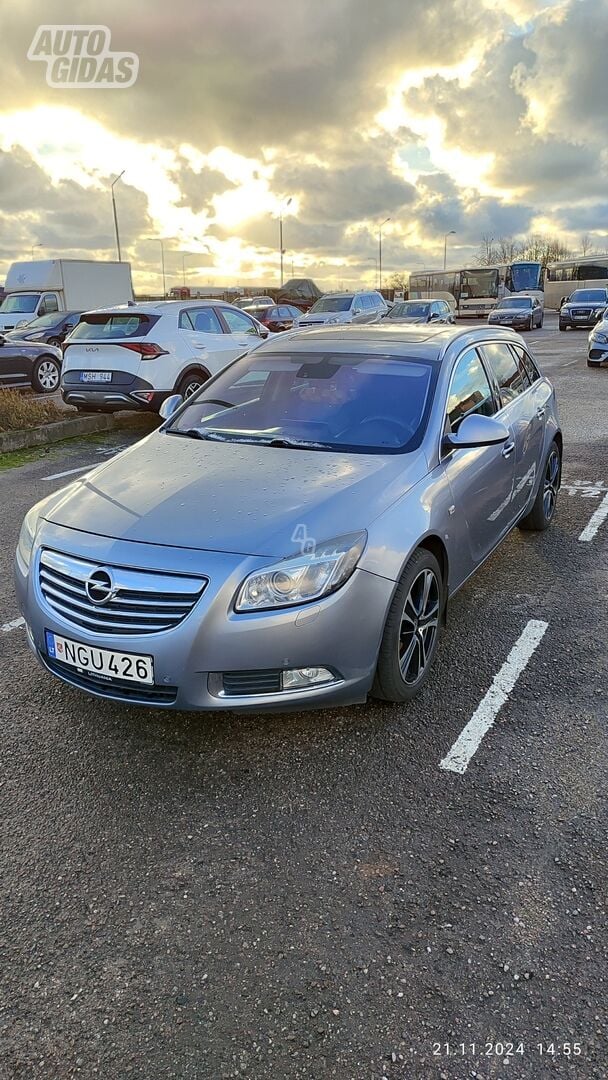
[173,364,211,393]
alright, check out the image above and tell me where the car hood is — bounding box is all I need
[489,307,530,318]
[387,315,427,324]
[43,431,428,557]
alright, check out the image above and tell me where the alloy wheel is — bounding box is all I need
[183,380,202,398]
[543,449,560,520]
[398,568,440,684]
[37,360,60,391]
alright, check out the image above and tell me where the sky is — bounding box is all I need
[0,0,607,293]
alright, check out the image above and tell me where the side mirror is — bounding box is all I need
[442,413,510,452]
[352,307,362,316]
[429,312,440,321]
[159,393,183,420]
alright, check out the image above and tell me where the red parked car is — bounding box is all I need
[241,303,303,332]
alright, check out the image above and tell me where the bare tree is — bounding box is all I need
[389,271,409,291]
[476,234,497,266]
[580,233,594,256]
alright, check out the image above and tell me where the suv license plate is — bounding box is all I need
[80,371,112,382]
[45,630,154,685]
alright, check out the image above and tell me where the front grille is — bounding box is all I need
[39,549,207,636]
[222,670,282,696]
[589,348,608,359]
[572,309,591,317]
[44,655,177,704]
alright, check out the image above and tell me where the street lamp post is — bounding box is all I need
[378,218,390,292]
[110,170,125,261]
[181,252,193,287]
[365,257,378,288]
[443,230,456,271]
[279,197,292,287]
[31,243,42,259]
[146,238,166,298]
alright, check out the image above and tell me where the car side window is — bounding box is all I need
[510,343,540,385]
[446,348,496,433]
[480,342,527,406]
[220,308,259,335]
[179,307,223,333]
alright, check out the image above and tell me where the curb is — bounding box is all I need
[0,412,158,453]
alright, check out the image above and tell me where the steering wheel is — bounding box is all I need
[342,417,412,447]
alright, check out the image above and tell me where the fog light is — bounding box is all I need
[282,667,335,690]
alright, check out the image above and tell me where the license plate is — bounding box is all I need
[45,630,154,685]
[80,371,112,382]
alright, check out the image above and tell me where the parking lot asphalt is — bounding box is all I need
[1,313,607,1079]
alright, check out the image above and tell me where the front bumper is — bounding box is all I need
[560,313,603,329]
[16,523,394,713]
[588,345,608,367]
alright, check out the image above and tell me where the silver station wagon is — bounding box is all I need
[16,324,561,713]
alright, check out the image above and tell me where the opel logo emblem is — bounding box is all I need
[85,568,116,606]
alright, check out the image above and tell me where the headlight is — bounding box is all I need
[16,503,42,572]
[235,532,367,612]
[325,316,341,324]
[591,331,608,344]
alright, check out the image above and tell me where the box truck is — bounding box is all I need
[0,259,134,332]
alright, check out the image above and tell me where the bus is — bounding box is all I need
[544,255,608,310]
[409,261,544,318]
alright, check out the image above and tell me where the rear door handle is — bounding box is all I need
[536,406,546,419]
[502,441,515,458]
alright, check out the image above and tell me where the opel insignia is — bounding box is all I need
[16,324,561,712]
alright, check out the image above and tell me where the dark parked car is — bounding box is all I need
[241,303,303,332]
[488,296,543,331]
[384,300,454,325]
[3,310,82,347]
[559,288,608,330]
[0,336,63,393]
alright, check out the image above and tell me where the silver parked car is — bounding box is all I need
[15,324,561,713]
[384,299,454,325]
[294,291,387,329]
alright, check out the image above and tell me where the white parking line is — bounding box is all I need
[43,464,91,481]
[439,619,549,775]
[1,617,25,633]
[579,492,608,542]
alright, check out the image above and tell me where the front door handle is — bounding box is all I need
[502,441,515,458]
[536,406,546,419]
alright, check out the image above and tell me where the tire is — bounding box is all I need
[31,355,61,393]
[372,547,444,703]
[559,323,567,332]
[518,440,561,532]
[527,317,534,331]
[177,370,208,400]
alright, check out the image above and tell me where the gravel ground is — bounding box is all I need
[0,313,606,1079]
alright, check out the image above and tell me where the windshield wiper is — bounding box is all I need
[166,428,224,441]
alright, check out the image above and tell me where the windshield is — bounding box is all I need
[167,350,437,454]
[510,262,542,292]
[460,269,499,299]
[309,297,353,313]
[388,302,430,318]
[497,297,532,309]
[0,292,40,314]
[19,312,62,329]
[569,289,607,303]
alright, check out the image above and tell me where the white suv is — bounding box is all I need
[294,291,387,329]
[61,301,268,412]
